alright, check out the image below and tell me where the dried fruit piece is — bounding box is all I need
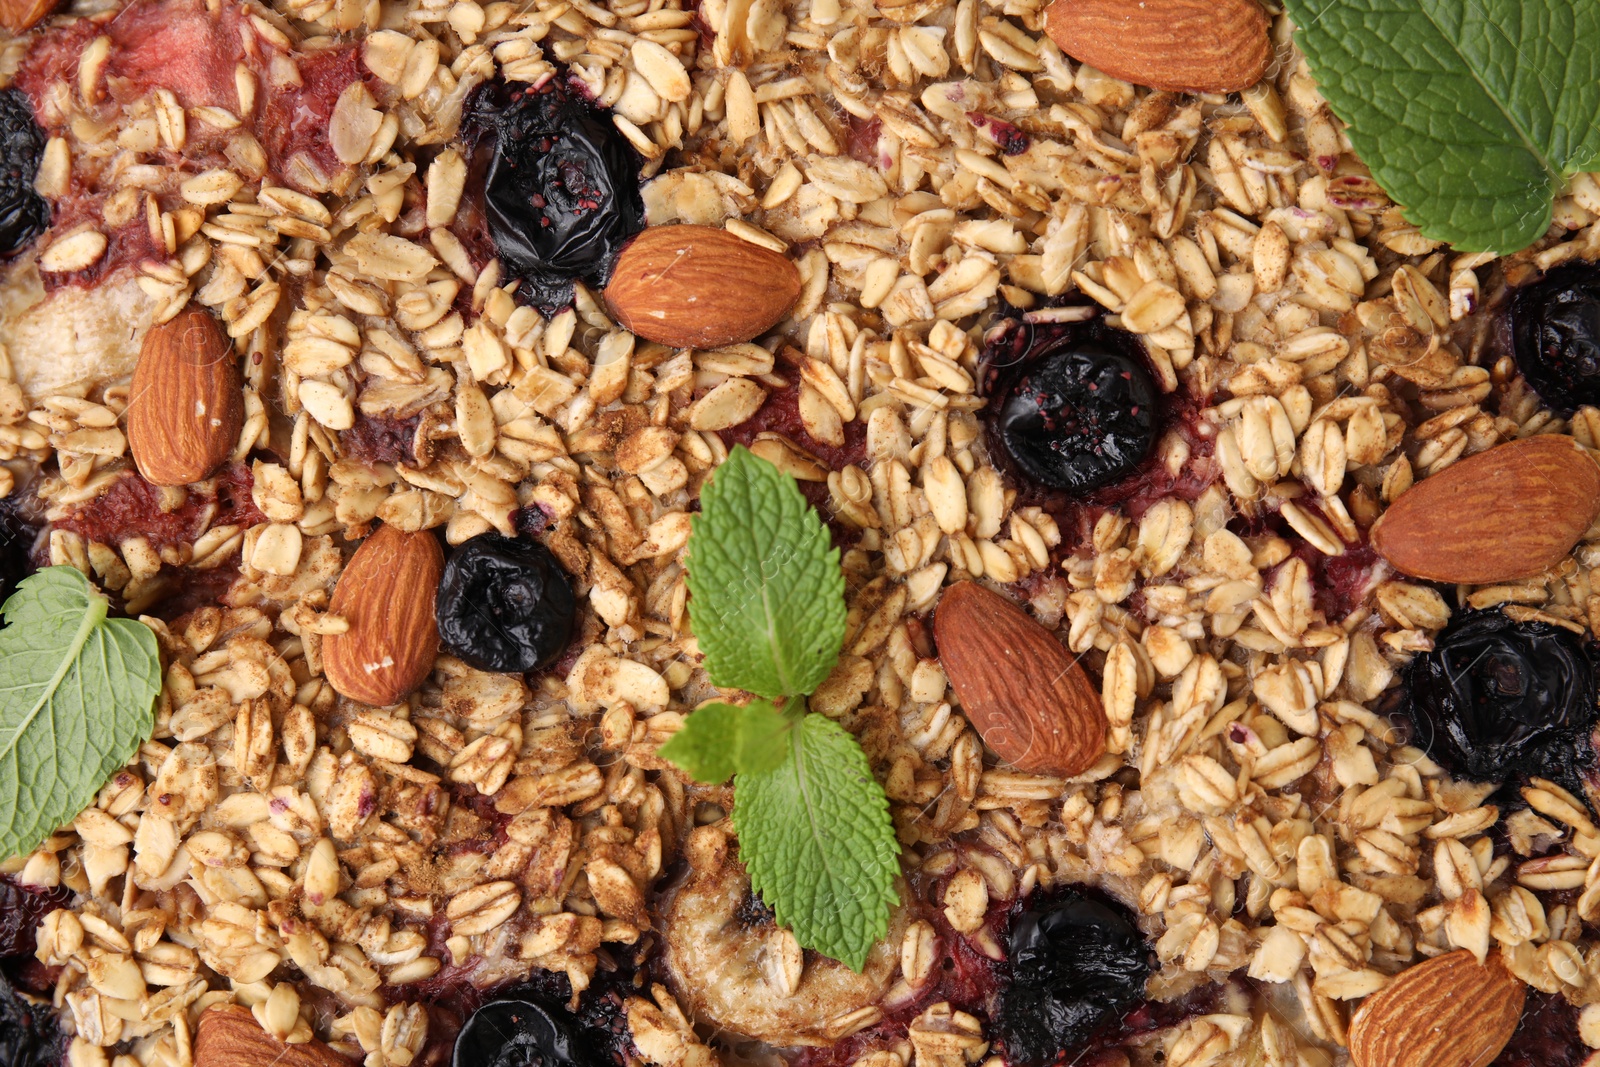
[1042,0,1271,94]
[933,581,1108,775]
[1510,261,1600,415]
[1348,949,1524,1067]
[0,498,40,609]
[0,878,70,958]
[323,525,443,706]
[995,338,1158,494]
[477,79,645,315]
[1370,435,1600,583]
[126,304,244,487]
[0,971,60,1067]
[996,888,1154,1067]
[452,997,606,1067]
[437,533,576,673]
[1402,610,1598,786]
[0,89,48,257]
[603,225,802,349]
[195,1005,346,1067]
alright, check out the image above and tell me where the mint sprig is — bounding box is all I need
[664,447,899,970]
[737,713,901,971]
[0,567,162,860]
[1285,0,1600,253]
[658,697,794,781]
[685,445,846,699]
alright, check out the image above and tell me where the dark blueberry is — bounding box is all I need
[475,79,645,315]
[0,89,48,258]
[0,497,41,609]
[0,878,70,959]
[1402,610,1599,785]
[1510,261,1600,415]
[437,533,576,673]
[0,970,62,1067]
[453,997,607,1067]
[1491,990,1580,1067]
[985,317,1158,494]
[995,888,1154,1067]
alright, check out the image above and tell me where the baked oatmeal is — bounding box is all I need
[0,0,1596,1065]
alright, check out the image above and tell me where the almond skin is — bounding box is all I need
[933,581,1107,775]
[1370,435,1600,584]
[604,225,802,349]
[1348,949,1524,1067]
[195,1006,347,1067]
[1042,0,1271,94]
[127,304,243,487]
[0,0,58,33]
[323,524,443,707]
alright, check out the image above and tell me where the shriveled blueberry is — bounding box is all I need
[995,888,1154,1067]
[437,534,575,673]
[453,998,606,1067]
[0,971,62,1067]
[1402,610,1599,784]
[981,316,1158,495]
[1510,261,1600,415]
[0,878,69,959]
[0,498,41,609]
[0,89,48,258]
[476,79,645,315]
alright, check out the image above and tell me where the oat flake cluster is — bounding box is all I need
[0,0,1599,1065]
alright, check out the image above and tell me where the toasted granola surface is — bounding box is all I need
[1,0,1599,1065]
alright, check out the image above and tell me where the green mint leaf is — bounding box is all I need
[687,446,845,700]
[1284,0,1600,252]
[0,567,162,860]
[737,697,798,775]
[658,698,796,782]
[734,714,900,971]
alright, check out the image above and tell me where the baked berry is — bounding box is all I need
[1510,261,1600,415]
[0,89,48,258]
[0,878,69,960]
[453,997,606,1067]
[0,970,62,1067]
[981,316,1158,494]
[1402,610,1599,784]
[475,79,645,315]
[0,497,40,610]
[437,533,576,673]
[1492,990,1584,1067]
[995,888,1154,1067]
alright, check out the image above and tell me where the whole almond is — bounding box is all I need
[0,0,57,32]
[195,1005,347,1067]
[323,524,443,706]
[1348,949,1524,1067]
[604,225,802,350]
[127,304,243,487]
[933,581,1107,775]
[1042,0,1271,94]
[1370,435,1600,584]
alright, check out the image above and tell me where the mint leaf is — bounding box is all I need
[687,446,845,699]
[658,698,795,782]
[1284,0,1600,252]
[0,568,162,860]
[734,714,900,971]
[737,698,797,775]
